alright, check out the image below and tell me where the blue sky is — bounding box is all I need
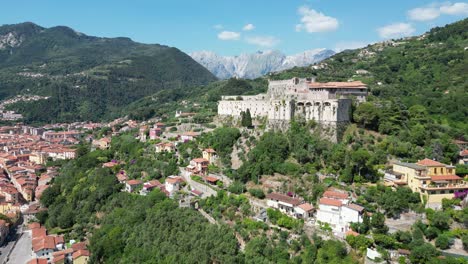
[1,0,467,55]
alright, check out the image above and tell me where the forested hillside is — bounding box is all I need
[0,22,216,123]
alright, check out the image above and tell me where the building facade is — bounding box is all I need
[392,158,467,206]
[218,78,367,141]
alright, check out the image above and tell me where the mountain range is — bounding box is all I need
[0,22,216,123]
[190,49,335,79]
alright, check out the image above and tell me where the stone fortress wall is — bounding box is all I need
[218,77,367,141]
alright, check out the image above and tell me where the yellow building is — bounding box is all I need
[393,158,467,205]
[202,148,217,164]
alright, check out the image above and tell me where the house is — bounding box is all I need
[316,189,364,233]
[33,235,56,260]
[165,176,184,196]
[116,170,128,183]
[180,131,200,142]
[392,158,468,206]
[459,149,468,165]
[202,149,217,164]
[187,158,209,175]
[294,203,314,219]
[149,128,162,140]
[203,175,219,185]
[366,248,382,261]
[191,189,203,197]
[102,160,119,168]
[72,249,90,264]
[266,193,302,216]
[140,180,163,195]
[155,142,175,153]
[92,137,111,150]
[125,180,143,193]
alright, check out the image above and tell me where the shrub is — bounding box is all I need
[435,234,451,249]
[248,188,265,199]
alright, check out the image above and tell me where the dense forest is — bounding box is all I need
[0,22,216,123]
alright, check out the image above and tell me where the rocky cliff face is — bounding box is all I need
[190,49,335,79]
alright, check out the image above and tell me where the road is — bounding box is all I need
[7,229,33,264]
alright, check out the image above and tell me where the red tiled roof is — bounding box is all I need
[323,190,348,200]
[166,176,183,184]
[431,175,462,181]
[346,203,365,212]
[28,259,48,264]
[192,158,208,163]
[204,176,219,183]
[266,193,302,206]
[308,81,367,89]
[126,179,142,185]
[72,249,90,259]
[204,148,216,153]
[460,149,468,156]
[71,242,87,251]
[32,236,55,252]
[319,197,342,207]
[417,158,446,167]
[29,222,41,229]
[297,203,314,212]
[32,227,47,239]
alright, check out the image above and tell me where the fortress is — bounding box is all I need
[218,77,367,141]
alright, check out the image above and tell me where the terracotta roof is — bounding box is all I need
[29,222,41,229]
[430,175,462,181]
[266,193,302,206]
[191,189,203,196]
[323,190,348,200]
[28,259,48,264]
[192,158,208,163]
[308,81,367,89]
[32,227,47,239]
[319,197,342,207]
[182,131,200,137]
[460,149,468,156]
[32,236,55,252]
[417,158,446,167]
[346,203,365,212]
[71,242,87,251]
[204,176,219,183]
[345,230,360,237]
[166,176,183,184]
[204,148,216,153]
[297,203,314,212]
[72,249,90,259]
[53,254,65,263]
[126,179,142,185]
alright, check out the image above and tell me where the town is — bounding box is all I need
[0,74,465,263]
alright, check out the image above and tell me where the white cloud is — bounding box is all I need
[377,23,415,39]
[296,6,339,33]
[213,24,223,30]
[245,36,280,47]
[408,7,440,21]
[408,2,468,21]
[243,23,255,31]
[440,2,468,15]
[218,31,241,41]
[334,41,368,52]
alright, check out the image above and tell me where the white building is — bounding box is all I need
[316,190,364,233]
[266,192,314,219]
[165,176,184,196]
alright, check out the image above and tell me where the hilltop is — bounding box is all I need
[0,22,216,123]
[269,19,467,132]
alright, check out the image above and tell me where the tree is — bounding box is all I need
[241,109,253,127]
[435,234,451,249]
[431,211,451,231]
[371,212,389,234]
[410,243,439,264]
[353,102,380,130]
